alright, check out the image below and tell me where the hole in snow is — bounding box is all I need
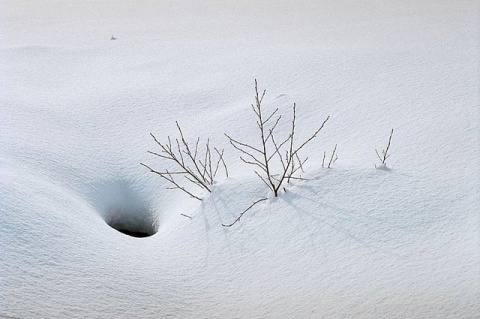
[91,179,159,238]
[106,213,157,238]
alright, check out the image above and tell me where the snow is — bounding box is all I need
[1,0,479,318]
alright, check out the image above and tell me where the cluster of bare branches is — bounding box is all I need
[226,80,329,198]
[322,144,338,168]
[141,81,399,227]
[141,122,228,201]
[376,129,394,167]
[220,80,329,227]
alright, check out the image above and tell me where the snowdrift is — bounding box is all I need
[1,1,478,318]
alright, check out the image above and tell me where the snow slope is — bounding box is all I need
[1,1,479,318]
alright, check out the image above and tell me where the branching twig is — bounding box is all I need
[327,144,338,168]
[142,122,228,200]
[376,129,394,166]
[213,147,229,178]
[226,79,329,197]
[222,198,268,227]
[140,163,202,200]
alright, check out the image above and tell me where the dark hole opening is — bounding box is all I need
[115,228,153,238]
[106,221,156,238]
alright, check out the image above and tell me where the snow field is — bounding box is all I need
[1,0,479,318]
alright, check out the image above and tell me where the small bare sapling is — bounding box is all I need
[222,80,329,227]
[375,129,394,168]
[226,80,329,197]
[322,144,338,168]
[141,122,228,201]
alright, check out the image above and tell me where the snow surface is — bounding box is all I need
[1,0,479,318]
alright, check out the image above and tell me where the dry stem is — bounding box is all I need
[376,129,394,166]
[226,79,329,197]
[327,144,338,168]
[221,197,268,227]
[141,122,228,200]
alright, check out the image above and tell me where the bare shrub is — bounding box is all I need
[322,144,338,168]
[222,80,329,227]
[226,80,329,197]
[376,129,394,168]
[141,122,228,201]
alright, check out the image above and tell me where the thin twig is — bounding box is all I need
[142,123,228,200]
[224,133,263,154]
[291,115,330,159]
[265,115,282,141]
[226,79,330,198]
[328,144,338,168]
[376,129,394,165]
[140,163,202,200]
[222,197,268,227]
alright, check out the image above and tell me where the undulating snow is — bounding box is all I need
[1,1,479,318]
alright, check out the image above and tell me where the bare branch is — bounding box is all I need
[251,103,260,118]
[377,129,394,165]
[213,148,228,178]
[176,139,186,166]
[142,123,228,200]
[147,150,172,160]
[222,197,268,227]
[228,80,330,200]
[291,115,330,158]
[254,170,274,190]
[265,115,282,141]
[268,132,291,165]
[207,141,213,184]
[227,137,267,169]
[286,176,309,181]
[254,79,267,105]
[183,174,206,189]
[193,137,200,159]
[287,156,308,182]
[263,108,279,125]
[289,103,297,163]
[201,139,209,181]
[268,134,286,171]
[225,133,263,154]
[140,163,202,200]
[375,149,383,162]
[240,156,268,172]
[328,144,338,168]
[296,153,306,173]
